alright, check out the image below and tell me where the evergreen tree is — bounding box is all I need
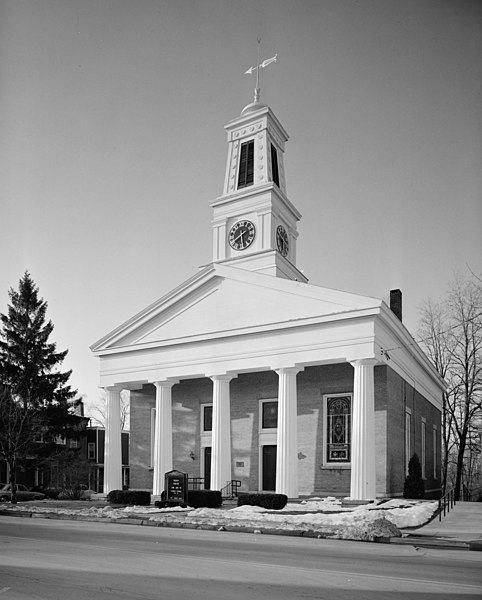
[403,453,425,499]
[0,272,79,502]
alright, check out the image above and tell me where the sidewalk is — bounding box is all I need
[393,501,482,551]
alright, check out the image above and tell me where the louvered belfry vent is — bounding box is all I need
[271,144,279,187]
[237,140,254,189]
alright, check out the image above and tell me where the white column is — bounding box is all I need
[104,386,123,494]
[210,374,234,491]
[152,380,178,496]
[275,367,301,498]
[349,359,378,501]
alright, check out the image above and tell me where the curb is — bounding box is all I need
[389,536,471,551]
[1,509,479,550]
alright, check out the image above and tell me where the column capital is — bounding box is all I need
[275,366,303,376]
[103,385,124,394]
[209,373,237,383]
[349,358,379,369]
[153,378,179,389]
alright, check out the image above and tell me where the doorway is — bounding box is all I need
[262,445,277,491]
[203,446,212,490]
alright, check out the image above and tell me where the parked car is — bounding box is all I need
[0,484,45,502]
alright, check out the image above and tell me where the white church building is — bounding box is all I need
[91,94,444,501]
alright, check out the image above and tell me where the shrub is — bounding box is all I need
[403,454,425,499]
[58,486,84,500]
[107,490,151,506]
[237,492,288,510]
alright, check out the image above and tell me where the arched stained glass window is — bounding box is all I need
[326,395,351,463]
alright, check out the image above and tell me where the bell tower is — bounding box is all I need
[210,98,307,283]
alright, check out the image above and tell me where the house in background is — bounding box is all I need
[92,94,445,500]
[84,426,129,493]
[0,399,130,493]
[0,398,89,489]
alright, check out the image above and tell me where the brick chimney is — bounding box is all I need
[390,289,402,322]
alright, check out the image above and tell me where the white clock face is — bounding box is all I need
[229,220,256,251]
[276,225,289,257]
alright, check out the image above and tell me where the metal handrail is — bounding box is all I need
[438,488,455,521]
[221,480,241,500]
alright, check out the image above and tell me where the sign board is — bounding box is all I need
[164,469,188,504]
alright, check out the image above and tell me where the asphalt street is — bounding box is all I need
[0,516,481,599]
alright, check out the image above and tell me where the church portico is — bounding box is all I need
[103,357,387,499]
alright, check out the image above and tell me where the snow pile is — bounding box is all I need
[176,505,401,541]
[368,499,438,528]
[0,497,438,541]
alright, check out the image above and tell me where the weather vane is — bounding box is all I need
[244,38,277,104]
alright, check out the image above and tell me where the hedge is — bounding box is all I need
[154,490,222,509]
[187,490,222,508]
[237,492,288,510]
[107,490,151,506]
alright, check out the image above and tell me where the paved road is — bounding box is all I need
[0,516,481,599]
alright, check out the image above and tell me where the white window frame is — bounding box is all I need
[322,393,352,469]
[405,408,412,475]
[421,418,426,479]
[201,403,213,434]
[259,399,278,433]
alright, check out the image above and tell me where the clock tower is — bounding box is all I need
[210,98,308,283]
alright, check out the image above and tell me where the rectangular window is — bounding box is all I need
[70,439,79,449]
[433,426,437,479]
[202,405,213,432]
[271,144,279,187]
[405,408,412,475]
[237,140,254,188]
[326,395,351,463]
[88,442,96,460]
[262,401,278,429]
[421,418,426,479]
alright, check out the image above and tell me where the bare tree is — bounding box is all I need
[419,273,482,500]
[0,384,43,502]
[87,390,130,431]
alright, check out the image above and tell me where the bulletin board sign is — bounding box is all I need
[164,469,188,504]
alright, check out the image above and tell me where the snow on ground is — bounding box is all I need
[0,497,438,542]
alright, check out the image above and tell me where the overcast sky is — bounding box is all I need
[1,0,481,414]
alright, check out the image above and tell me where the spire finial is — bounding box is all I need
[244,39,277,104]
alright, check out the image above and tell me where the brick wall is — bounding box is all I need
[385,368,442,498]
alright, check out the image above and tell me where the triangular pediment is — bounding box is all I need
[91,264,382,352]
